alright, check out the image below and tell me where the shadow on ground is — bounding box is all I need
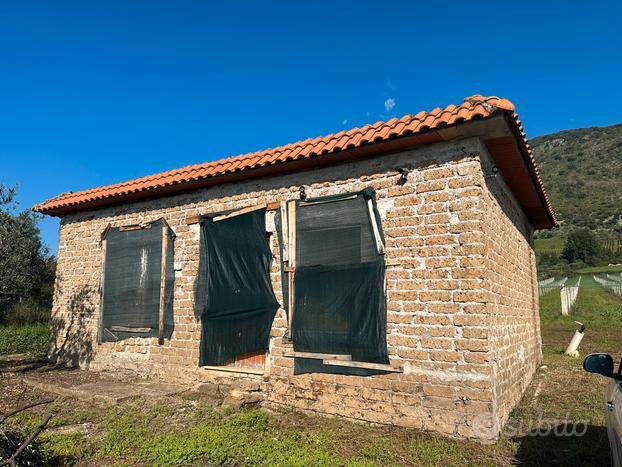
[514,424,610,466]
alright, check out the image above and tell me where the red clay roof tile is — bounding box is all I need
[33,95,555,227]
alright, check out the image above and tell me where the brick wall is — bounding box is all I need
[479,150,542,430]
[49,136,541,440]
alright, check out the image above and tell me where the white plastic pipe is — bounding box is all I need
[565,321,585,357]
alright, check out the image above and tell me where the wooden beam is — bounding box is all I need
[287,201,297,335]
[99,224,111,245]
[322,359,403,372]
[367,198,385,255]
[187,202,279,225]
[298,194,357,207]
[280,201,289,262]
[201,365,264,375]
[110,325,152,333]
[97,236,108,344]
[119,223,152,231]
[186,215,200,225]
[283,351,352,361]
[158,222,169,345]
[213,203,266,222]
[287,201,296,269]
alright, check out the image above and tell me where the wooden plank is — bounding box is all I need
[185,215,200,225]
[100,224,111,245]
[266,201,280,211]
[287,202,296,268]
[103,328,119,342]
[298,195,357,207]
[283,351,352,361]
[97,236,108,344]
[287,201,296,335]
[110,325,152,333]
[280,201,289,262]
[158,223,169,345]
[201,365,264,375]
[230,351,266,370]
[213,203,266,222]
[287,271,295,335]
[322,359,404,372]
[367,198,385,255]
[119,223,152,231]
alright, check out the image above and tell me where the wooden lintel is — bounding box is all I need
[213,203,267,222]
[283,351,352,361]
[299,194,357,207]
[186,202,279,225]
[109,325,152,333]
[185,215,200,225]
[201,365,264,375]
[322,359,404,373]
[119,223,152,231]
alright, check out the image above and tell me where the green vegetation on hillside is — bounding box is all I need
[531,123,622,234]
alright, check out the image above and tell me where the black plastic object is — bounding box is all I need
[195,208,279,366]
[288,189,389,375]
[100,220,175,343]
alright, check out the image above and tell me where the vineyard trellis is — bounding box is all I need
[593,275,622,297]
[561,276,581,315]
[538,277,567,296]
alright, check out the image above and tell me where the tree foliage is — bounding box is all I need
[561,228,601,265]
[0,184,55,324]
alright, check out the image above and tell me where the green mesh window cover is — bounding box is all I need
[194,208,279,366]
[99,220,175,343]
[288,189,389,375]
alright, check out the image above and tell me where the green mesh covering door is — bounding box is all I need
[288,189,389,375]
[99,220,175,343]
[195,208,279,366]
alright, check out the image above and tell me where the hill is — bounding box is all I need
[530,123,622,234]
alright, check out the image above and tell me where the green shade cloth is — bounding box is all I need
[195,209,279,366]
[288,189,389,375]
[100,220,175,343]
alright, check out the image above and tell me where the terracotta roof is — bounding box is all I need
[33,95,556,227]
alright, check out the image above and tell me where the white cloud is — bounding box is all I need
[384,98,396,112]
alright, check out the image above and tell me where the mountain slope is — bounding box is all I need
[530,123,622,232]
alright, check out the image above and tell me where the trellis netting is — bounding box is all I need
[99,219,175,343]
[194,209,279,366]
[278,189,389,375]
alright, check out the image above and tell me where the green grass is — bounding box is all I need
[540,279,622,325]
[535,236,565,254]
[0,324,49,355]
[3,287,622,466]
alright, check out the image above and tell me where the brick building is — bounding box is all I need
[34,95,556,440]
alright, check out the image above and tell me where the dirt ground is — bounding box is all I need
[1,297,620,467]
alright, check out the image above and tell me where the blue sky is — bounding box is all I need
[1,1,621,253]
